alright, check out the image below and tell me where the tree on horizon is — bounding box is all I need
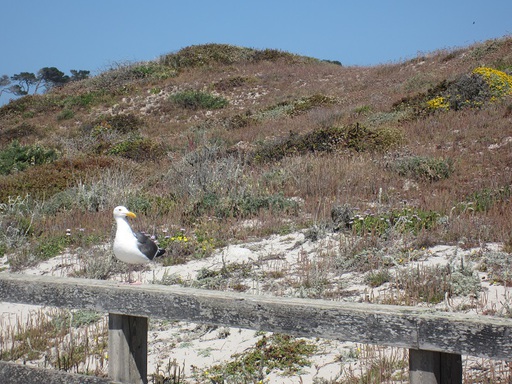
[0,67,90,98]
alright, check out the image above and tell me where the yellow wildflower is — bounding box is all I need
[427,96,450,110]
[473,66,512,98]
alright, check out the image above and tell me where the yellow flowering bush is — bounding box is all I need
[472,67,512,98]
[427,96,450,110]
[425,66,511,112]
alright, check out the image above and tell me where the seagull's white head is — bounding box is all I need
[113,206,137,220]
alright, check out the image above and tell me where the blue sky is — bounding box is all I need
[1,1,511,104]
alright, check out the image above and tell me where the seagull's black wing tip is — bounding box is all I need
[134,231,165,260]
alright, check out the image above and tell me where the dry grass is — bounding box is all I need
[340,345,409,383]
[0,308,108,375]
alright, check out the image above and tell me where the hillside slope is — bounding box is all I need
[1,39,512,264]
[1,38,512,382]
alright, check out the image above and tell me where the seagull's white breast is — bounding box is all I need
[113,217,150,264]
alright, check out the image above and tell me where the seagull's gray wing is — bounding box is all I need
[134,232,166,260]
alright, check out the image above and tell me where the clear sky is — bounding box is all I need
[1,0,511,104]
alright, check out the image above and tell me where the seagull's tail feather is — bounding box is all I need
[155,248,166,258]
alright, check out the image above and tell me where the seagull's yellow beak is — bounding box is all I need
[126,211,137,218]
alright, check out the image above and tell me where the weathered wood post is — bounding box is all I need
[108,313,148,384]
[409,349,462,384]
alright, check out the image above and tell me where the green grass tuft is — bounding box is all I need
[391,155,453,182]
[169,90,228,110]
[200,333,317,382]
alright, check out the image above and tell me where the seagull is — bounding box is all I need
[113,206,166,266]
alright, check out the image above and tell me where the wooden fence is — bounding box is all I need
[0,273,511,383]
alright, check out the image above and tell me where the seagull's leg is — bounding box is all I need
[126,265,134,283]
[126,265,143,285]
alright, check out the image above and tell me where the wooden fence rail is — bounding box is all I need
[0,273,511,383]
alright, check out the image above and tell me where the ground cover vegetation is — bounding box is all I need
[1,38,512,382]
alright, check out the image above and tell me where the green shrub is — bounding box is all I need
[252,48,307,63]
[253,126,343,163]
[444,73,491,110]
[9,232,78,269]
[159,44,312,70]
[57,109,74,120]
[160,44,256,69]
[201,333,317,382]
[371,126,404,150]
[61,91,108,109]
[34,235,71,261]
[107,135,165,161]
[469,40,501,60]
[252,123,402,163]
[0,140,58,175]
[43,182,115,215]
[351,208,440,236]
[53,309,102,328]
[286,94,337,117]
[160,233,196,266]
[128,63,177,79]
[220,113,257,130]
[169,90,228,110]
[344,123,403,152]
[322,59,343,66]
[187,191,299,220]
[463,185,512,213]
[90,113,143,134]
[391,155,453,182]
[42,189,77,214]
[477,186,512,211]
[75,114,147,157]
